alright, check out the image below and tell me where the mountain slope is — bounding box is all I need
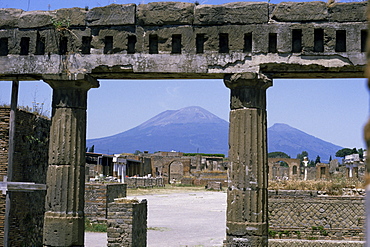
[87,107,343,161]
[87,106,229,155]
[268,123,343,162]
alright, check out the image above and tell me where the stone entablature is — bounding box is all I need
[0,2,367,80]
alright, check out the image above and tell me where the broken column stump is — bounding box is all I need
[107,198,147,247]
[224,73,271,247]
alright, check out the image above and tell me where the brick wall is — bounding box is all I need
[0,107,50,246]
[107,198,147,247]
[85,183,127,221]
[268,190,365,241]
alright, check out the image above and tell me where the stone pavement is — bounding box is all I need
[85,190,227,247]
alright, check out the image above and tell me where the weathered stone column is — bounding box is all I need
[223,73,271,247]
[42,74,99,247]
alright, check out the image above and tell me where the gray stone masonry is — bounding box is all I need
[0,2,367,80]
[107,198,147,247]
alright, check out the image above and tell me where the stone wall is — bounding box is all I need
[85,183,127,221]
[124,177,164,188]
[268,190,364,241]
[107,198,147,247]
[0,107,50,246]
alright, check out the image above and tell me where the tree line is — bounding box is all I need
[268,147,366,167]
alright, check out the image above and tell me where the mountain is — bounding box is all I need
[87,107,343,161]
[87,106,229,155]
[268,123,343,162]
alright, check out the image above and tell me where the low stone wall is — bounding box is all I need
[124,177,164,188]
[268,190,365,241]
[269,239,364,247]
[85,183,127,221]
[107,198,147,247]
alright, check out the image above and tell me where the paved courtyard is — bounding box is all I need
[86,190,227,247]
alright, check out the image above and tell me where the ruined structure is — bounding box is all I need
[0,1,367,246]
[0,108,49,246]
[268,158,300,180]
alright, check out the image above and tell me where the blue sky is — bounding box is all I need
[0,0,368,154]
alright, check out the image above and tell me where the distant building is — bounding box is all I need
[344,154,360,178]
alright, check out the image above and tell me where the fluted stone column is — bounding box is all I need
[43,75,99,247]
[223,73,271,247]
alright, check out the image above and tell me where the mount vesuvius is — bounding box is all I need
[86,106,343,160]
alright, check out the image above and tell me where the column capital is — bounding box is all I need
[224,73,272,110]
[43,74,99,110]
[224,73,272,90]
[43,73,100,90]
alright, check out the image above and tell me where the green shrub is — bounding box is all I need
[85,218,107,232]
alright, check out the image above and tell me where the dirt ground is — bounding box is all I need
[85,186,227,247]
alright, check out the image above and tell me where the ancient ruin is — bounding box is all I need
[0,1,368,246]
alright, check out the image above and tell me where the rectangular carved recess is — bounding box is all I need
[81,36,91,54]
[59,37,68,55]
[335,30,346,52]
[0,38,8,56]
[314,29,324,52]
[269,33,277,53]
[244,33,252,53]
[127,35,136,54]
[20,37,30,55]
[196,34,205,54]
[292,29,302,53]
[172,34,181,54]
[36,32,45,55]
[104,36,113,54]
[149,34,158,54]
[361,30,367,52]
[219,33,229,53]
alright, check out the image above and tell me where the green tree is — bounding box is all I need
[88,145,95,153]
[315,155,321,164]
[296,151,309,166]
[329,155,332,162]
[309,160,315,167]
[268,151,290,159]
[358,148,364,159]
[335,148,355,158]
[296,151,308,161]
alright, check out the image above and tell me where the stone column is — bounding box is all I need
[223,73,271,247]
[42,74,99,247]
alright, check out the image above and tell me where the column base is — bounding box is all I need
[43,213,84,247]
[224,235,268,247]
[225,222,268,247]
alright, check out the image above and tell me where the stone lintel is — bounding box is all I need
[271,2,328,22]
[86,4,136,26]
[194,2,269,25]
[137,2,194,26]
